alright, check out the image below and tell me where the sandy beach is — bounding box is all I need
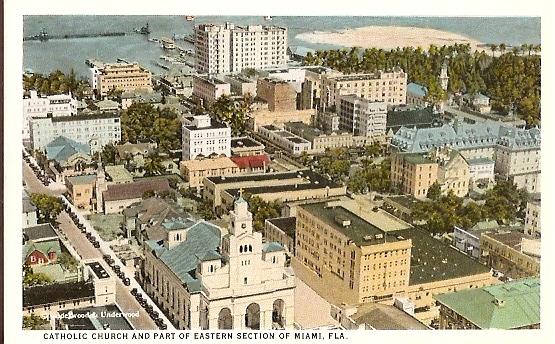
[296,26,491,53]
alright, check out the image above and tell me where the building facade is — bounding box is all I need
[143,197,295,330]
[256,78,297,112]
[338,95,387,137]
[195,23,287,74]
[524,195,541,238]
[182,115,231,161]
[192,75,231,108]
[23,91,77,140]
[319,68,407,110]
[391,152,438,199]
[89,61,152,96]
[257,124,311,156]
[180,157,240,189]
[29,112,121,153]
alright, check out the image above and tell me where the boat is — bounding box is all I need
[135,23,151,35]
[186,16,195,21]
[264,16,273,21]
[160,37,176,50]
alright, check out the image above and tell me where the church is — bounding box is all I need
[143,195,296,329]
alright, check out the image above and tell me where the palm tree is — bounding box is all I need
[490,44,498,57]
[499,43,506,55]
[144,152,165,176]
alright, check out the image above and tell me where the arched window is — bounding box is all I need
[239,246,243,253]
[248,244,253,252]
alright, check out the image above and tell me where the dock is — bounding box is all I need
[24,29,126,42]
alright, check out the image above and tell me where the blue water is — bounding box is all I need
[23,16,541,77]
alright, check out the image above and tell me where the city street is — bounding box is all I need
[23,160,159,330]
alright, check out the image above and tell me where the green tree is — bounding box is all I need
[245,195,281,232]
[23,314,49,330]
[143,152,166,176]
[210,94,251,136]
[58,252,79,272]
[29,194,63,224]
[426,182,441,201]
[23,271,52,286]
[100,143,117,165]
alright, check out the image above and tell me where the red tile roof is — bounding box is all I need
[231,154,270,169]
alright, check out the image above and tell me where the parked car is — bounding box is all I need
[130,288,138,296]
[113,265,121,273]
[93,241,100,248]
[123,278,131,286]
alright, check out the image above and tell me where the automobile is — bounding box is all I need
[138,298,147,307]
[130,288,138,296]
[145,304,153,313]
[93,241,100,248]
[85,232,92,239]
[123,278,131,286]
[134,293,143,301]
[113,265,121,273]
[89,236,97,243]
[150,311,159,320]
[117,271,125,279]
[158,323,167,330]
[103,254,111,261]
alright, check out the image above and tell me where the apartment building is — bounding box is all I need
[182,115,231,161]
[192,75,231,108]
[319,68,407,110]
[301,66,343,110]
[29,112,121,153]
[338,95,387,137]
[87,60,152,96]
[142,197,295,330]
[23,91,77,140]
[435,278,540,329]
[195,23,287,74]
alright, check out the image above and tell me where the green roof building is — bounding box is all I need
[434,277,540,329]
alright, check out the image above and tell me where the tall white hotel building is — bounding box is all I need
[195,23,288,74]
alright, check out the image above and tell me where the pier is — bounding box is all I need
[24,29,126,42]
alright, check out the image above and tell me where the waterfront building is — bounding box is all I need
[434,278,540,329]
[195,23,287,74]
[29,112,121,153]
[338,95,387,137]
[87,60,152,97]
[192,75,231,108]
[181,115,231,161]
[319,68,407,110]
[143,197,295,329]
[23,90,77,141]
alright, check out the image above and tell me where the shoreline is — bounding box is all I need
[295,25,492,53]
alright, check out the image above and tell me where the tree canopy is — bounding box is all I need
[245,195,282,232]
[29,193,63,224]
[120,102,181,152]
[23,69,90,99]
[304,44,540,126]
[209,94,252,136]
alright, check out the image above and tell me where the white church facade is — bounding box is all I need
[143,196,296,330]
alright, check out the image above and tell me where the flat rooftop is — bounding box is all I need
[24,223,58,241]
[207,169,337,186]
[299,201,401,246]
[352,303,429,330]
[267,217,296,238]
[58,304,134,330]
[385,195,421,211]
[231,137,264,148]
[23,281,95,307]
[86,261,110,280]
[392,228,491,285]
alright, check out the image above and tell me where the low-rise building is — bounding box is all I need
[23,223,61,266]
[256,78,297,112]
[480,231,540,279]
[248,108,315,131]
[431,148,470,198]
[30,112,121,153]
[203,169,346,211]
[257,124,311,156]
[102,177,171,214]
[104,165,134,184]
[464,93,491,114]
[66,174,98,213]
[95,99,120,112]
[115,141,157,167]
[434,277,540,329]
[386,106,441,135]
[192,75,231,108]
[45,136,94,183]
[330,302,429,330]
[524,194,541,238]
[465,157,495,187]
[406,83,429,108]
[230,137,265,157]
[453,220,503,259]
[142,197,296,329]
[264,217,296,255]
[182,115,231,161]
[223,75,257,97]
[23,191,38,228]
[180,157,240,189]
[157,73,194,97]
[230,154,270,174]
